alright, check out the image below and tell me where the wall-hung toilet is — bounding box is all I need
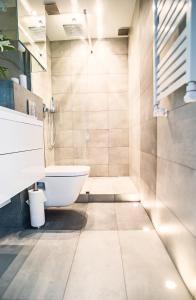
[41,165,90,207]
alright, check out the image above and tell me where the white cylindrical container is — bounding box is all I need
[28,189,46,228]
[19,74,27,89]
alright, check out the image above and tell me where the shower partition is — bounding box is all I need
[153,0,196,116]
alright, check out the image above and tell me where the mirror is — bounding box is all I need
[17,0,47,70]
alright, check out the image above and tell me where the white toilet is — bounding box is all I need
[41,165,90,207]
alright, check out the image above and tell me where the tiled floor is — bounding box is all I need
[80,177,140,202]
[0,203,193,300]
[81,177,139,195]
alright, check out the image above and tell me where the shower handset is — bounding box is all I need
[45,97,56,150]
[50,97,56,113]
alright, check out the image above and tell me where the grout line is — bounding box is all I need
[115,204,129,300]
[0,228,42,298]
[61,204,88,300]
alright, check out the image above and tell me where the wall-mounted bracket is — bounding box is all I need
[184,82,196,103]
[153,104,167,117]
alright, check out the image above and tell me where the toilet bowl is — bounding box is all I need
[41,165,90,207]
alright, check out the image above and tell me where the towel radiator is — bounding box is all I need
[153,0,196,116]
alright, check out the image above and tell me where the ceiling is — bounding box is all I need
[44,0,136,41]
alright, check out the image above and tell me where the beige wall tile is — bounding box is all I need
[87,93,108,111]
[74,158,89,165]
[52,76,72,94]
[55,159,74,165]
[73,130,87,147]
[157,104,196,169]
[140,152,156,194]
[109,129,129,147]
[106,38,128,55]
[109,111,128,129]
[55,130,73,148]
[92,39,111,56]
[74,147,88,159]
[73,112,88,129]
[51,57,72,75]
[90,165,109,176]
[88,75,108,93]
[140,86,153,122]
[109,147,129,164]
[72,75,88,93]
[71,56,88,75]
[45,149,55,167]
[51,38,129,176]
[72,94,88,111]
[87,147,108,164]
[157,158,196,237]
[88,130,108,147]
[151,196,196,300]
[55,94,73,112]
[55,112,73,129]
[141,119,157,156]
[51,41,71,58]
[71,40,89,57]
[109,55,128,74]
[87,54,109,75]
[107,75,128,92]
[88,111,108,129]
[108,93,128,110]
[128,2,196,297]
[54,147,74,162]
[109,164,129,176]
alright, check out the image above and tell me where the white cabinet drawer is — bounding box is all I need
[0,149,45,206]
[0,108,43,154]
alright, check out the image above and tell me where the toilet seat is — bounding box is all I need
[45,165,90,177]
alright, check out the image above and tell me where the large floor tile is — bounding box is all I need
[90,177,114,194]
[112,177,138,194]
[115,203,153,230]
[85,203,117,230]
[44,203,88,231]
[0,229,42,246]
[2,231,80,300]
[0,244,35,298]
[0,230,42,297]
[119,231,192,300]
[63,231,127,300]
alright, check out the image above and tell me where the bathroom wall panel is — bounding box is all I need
[128,0,196,298]
[51,38,129,176]
[0,149,44,207]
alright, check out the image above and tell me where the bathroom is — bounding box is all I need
[0,0,196,299]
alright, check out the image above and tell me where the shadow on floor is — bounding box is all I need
[43,209,87,230]
[0,246,23,277]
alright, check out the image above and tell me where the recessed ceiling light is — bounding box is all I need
[165,280,177,289]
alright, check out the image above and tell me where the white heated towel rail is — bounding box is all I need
[153,0,196,116]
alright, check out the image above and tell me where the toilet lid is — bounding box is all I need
[45,165,90,177]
